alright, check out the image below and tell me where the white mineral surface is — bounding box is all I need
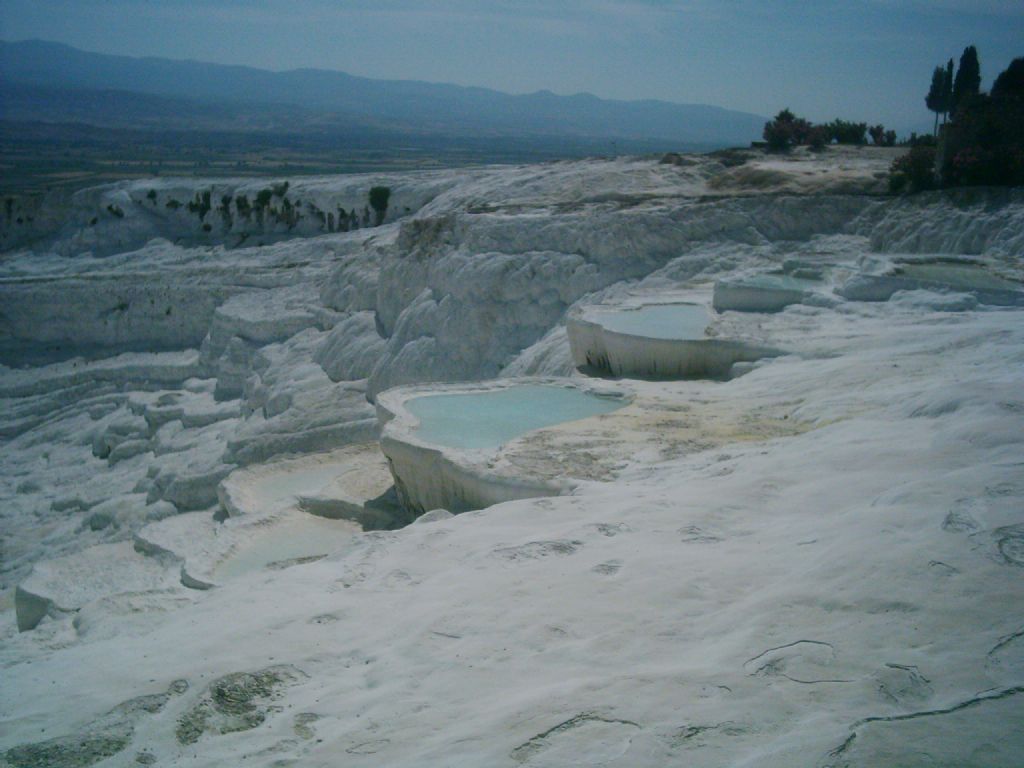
[1,146,1023,767]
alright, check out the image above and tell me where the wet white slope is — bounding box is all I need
[1,147,1023,766]
[2,295,1022,767]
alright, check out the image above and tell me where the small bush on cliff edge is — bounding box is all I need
[368,186,391,226]
[889,145,937,193]
[826,119,868,145]
[763,109,813,151]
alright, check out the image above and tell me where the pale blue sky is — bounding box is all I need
[2,0,1022,132]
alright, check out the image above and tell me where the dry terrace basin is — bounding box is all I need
[837,258,1024,306]
[376,379,629,514]
[566,301,780,379]
[713,273,823,313]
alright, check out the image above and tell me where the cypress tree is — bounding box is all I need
[925,66,946,135]
[943,59,954,124]
[952,46,981,114]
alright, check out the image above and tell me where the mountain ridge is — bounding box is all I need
[0,39,766,145]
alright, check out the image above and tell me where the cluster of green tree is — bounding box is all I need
[893,47,1024,192]
[762,110,895,152]
[186,190,212,219]
[152,182,393,233]
[868,125,898,147]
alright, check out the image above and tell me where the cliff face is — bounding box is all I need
[0,171,460,255]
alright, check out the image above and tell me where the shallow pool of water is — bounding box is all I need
[897,262,1020,292]
[215,515,359,581]
[252,465,343,505]
[407,384,625,450]
[591,303,710,340]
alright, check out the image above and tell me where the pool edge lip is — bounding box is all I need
[566,299,782,379]
[833,256,1024,307]
[375,376,633,515]
[376,376,632,454]
[569,300,711,344]
[712,273,824,313]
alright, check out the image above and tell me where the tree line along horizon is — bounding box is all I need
[760,46,1023,192]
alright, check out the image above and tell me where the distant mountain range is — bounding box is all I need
[0,40,765,147]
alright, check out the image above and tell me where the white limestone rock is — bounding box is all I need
[314,311,387,383]
[4,149,1024,767]
[836,257,1024,306]
[319,244,386,313]
[225,329,378,465]
[500,325,576,378]
[15,542,179,631]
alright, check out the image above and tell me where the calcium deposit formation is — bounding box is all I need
[2,146,1023,767]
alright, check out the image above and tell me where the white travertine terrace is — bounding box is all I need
[377,379,630,513]
[3,148,1024,767]
[566,300,780,379]
[837,257,1024,306]
[712,269,826,312]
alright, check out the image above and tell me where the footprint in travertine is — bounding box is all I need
[992,524,1024,566]
[987,627,1024,675]
[941,500,982,533]
[493,540,583,562]
[382,568,418,588]
[744,640,852,684]
[592,559,622,576]
[308,611,344,625]
[346,739,390,755]
[874,663,933,705]
[332,561,378,590]
[510,713,640,765]
[293,713,320,741]
[670,720,752,748]
[928,560,960,576]
[586,523,631,537]
[679,525,723,543]
[329,534,393,589]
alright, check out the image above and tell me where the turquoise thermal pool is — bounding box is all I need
[589,303,710,340]
[406,384,625,450]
